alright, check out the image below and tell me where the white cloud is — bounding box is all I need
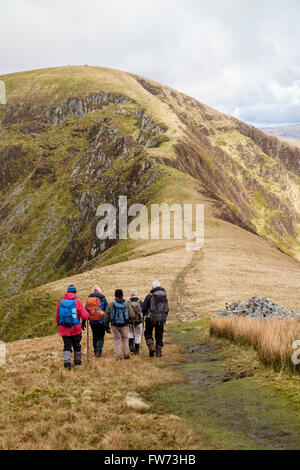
[0,0,300,124]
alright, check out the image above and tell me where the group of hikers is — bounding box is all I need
[56,281,169,369]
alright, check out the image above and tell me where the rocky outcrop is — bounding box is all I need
[44,93,133,125]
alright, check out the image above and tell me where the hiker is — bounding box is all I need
[128,289,144,355]
[83,285,108,358]
[104,289,135,361]
[56,285,90,370]
[143,281,169,358]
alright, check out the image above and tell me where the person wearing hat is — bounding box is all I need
[56,285,90,369]
[142,281,169,358]
[128,289,144,355]
[104,289,135,361]
[83,285,108,358]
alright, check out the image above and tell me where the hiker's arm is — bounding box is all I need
[103,297,108,311]
[142,295,150,315]
[140,301,144,318]
[127,302,135,322]
[104,303,111,327]
[56,301,61,326]
[77,300,90,320]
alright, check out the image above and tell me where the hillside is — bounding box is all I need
[0,66,300,340]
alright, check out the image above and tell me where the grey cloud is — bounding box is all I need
[1,0,300,124]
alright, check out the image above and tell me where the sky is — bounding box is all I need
[1,0,300,125]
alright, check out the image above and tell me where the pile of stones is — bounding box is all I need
[218,297,300,319]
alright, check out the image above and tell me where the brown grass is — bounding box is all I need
[0,329,209,450]
[210,316,300,374]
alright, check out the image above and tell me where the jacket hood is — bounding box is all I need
[150,287,165,294]
[64,293,77,300]
[115,298,126,304]
[90,292,105,300]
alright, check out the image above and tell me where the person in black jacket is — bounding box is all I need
[143,281,169,358]
[83,285,108,358]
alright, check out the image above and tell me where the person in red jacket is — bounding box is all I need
[56,285,89,369]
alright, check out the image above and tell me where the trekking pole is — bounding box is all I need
[87,320,90,365]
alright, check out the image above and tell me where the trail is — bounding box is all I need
[162,251,300,450]
[171,250,204,323]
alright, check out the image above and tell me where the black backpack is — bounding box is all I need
[148,290,168,325]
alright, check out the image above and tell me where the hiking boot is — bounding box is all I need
[146,338,155,357]
[134,344,140,355]
[129,338,135,353]
[74,351,82,366]
[64,350,72,369]
[124,354,130,360]
[96,339,104,356]
[156,347,162,358]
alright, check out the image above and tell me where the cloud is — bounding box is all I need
[0,0,300,124]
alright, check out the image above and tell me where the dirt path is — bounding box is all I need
[156,251,300,450]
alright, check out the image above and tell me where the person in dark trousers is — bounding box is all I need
[83,285,108,358]
[56,285,89,370]
[143,281,169,358]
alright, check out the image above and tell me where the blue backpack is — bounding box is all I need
[59,299,80,328]
[110,301,129,327]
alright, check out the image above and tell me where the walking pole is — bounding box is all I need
[87,320,90,365]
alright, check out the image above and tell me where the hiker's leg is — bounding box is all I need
[62,336,72,369]
[72,334,82,365]
[155,323,164,357]
[134,323,143,345]
[134,324,143,355]
[112,326,122,360]
[128,325,135,352]
[121,326,130,358]
[95,324,105,356]
[144,319,155,356]
[90,323,97,354]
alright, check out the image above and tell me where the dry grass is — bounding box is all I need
[210,316,300,374]
[0,329,207,450]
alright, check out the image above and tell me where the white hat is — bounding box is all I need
[152,281,160,289]
[92,285,101,293]
[130,289,138,296]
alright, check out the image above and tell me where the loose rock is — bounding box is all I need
[218,297,300,319]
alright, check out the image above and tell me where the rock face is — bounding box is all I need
[44,93,133,125]
[218,297,300,319]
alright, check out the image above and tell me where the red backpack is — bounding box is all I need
[86,297,105,322]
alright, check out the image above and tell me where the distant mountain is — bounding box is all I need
[261,124,300,139]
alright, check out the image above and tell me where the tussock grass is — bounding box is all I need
[210,317,300,374]
[0,330,205,450]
